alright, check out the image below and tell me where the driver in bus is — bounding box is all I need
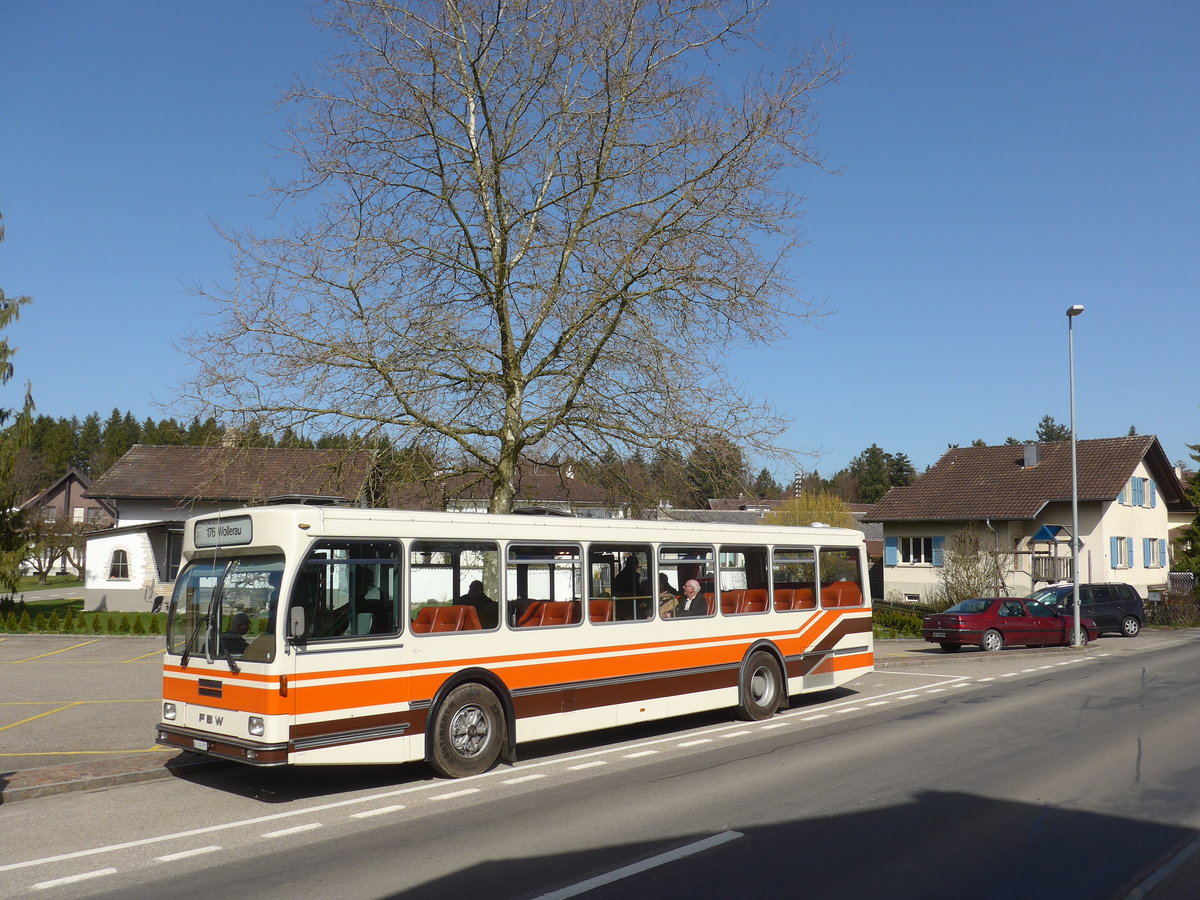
[222,613,251,653]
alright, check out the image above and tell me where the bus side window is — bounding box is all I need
[507,544,582,628]
[773,547,817,612]
[818,548,864,608]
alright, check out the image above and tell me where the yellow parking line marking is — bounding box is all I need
[15,640,98,662]
[124,648,166,662]
[0,702,81,732]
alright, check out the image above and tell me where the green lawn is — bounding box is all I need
[16,574,84,592]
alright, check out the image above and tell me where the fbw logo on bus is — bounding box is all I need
[197,713,224,726]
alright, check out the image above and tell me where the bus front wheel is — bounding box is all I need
[737,651,783,721]
[430,683,505,778]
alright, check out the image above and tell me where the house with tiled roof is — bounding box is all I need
[81,445,379,611]
[866,436,1194,603]
[18,467,117,577]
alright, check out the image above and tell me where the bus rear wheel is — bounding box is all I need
[430,683,505,778]
[737,651,783,721]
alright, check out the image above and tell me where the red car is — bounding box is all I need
[921,597,1099,652]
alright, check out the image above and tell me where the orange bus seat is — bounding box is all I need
[721,590,743,615]
[455,605,483,631]
[412,605,438,633]
[430,606,465,632]
[516,601,544,627]
[741,589,768,613]
[589,599,613,623]
[773,588,794,611]
[538,601,573,627]
[823,581,862,608]
[792,587,816,609]
[705,593,715,615]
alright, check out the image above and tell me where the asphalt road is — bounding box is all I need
[2,630,1199,899]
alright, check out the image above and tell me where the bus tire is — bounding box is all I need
[430,683,506,778]
[737,651,783,721]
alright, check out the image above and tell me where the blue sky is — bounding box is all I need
[3,1,1197,481]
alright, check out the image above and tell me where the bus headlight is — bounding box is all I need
[248,716,265,737]
[163,702,177,721]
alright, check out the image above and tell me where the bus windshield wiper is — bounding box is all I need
[179,610,207,669]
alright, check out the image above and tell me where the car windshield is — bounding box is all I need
[167,555,284,664]
[1029,588,1069,608]
[943,598,992,615]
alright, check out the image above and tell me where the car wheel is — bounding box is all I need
[737,650,783,721]
[1120,616,1141,637]
[939,642,961,652]
[1074,627,1089,647]
[981,629,1003,652]
[429,683,505,778]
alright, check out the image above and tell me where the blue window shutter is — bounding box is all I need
[884,537,898,567]
[1126,538,1134,568]
[1118,484,1127,505]
[1133,478,1144,506]
[931,536,945,567]
[1150,480,1157,508]
[1110,537,1120,566]
[1160,538,1167,566]
[1143,538,1151,567]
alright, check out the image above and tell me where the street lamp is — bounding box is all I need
[1067,304,1085,646]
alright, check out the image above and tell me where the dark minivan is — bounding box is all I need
[1027,583,1144,637]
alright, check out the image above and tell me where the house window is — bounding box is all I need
[901,537,933,565]
[1143,538,1167,568]
[1110,537,1133,569]
[42,507,58,522]
[109,550,130,580]
[1123,477,1157,508]
[884,536,944,567]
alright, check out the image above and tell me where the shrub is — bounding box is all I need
[4,611,17,631]
[34,613,49,632]
[119,613,132,634]
[149,615,162,634]
[133,616,146,635]
[47,611,61,632]
[92,615,103,634]
[106,616,118,634]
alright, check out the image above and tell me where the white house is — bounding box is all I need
[866,436,1194,603]
[82,445,379,612]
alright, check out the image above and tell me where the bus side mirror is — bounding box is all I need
[165,597,178,648]
[288,606,306,641]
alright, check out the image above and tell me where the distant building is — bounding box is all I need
[866,436,1194,603]
[82,445,378,611]
[18,467,117,577]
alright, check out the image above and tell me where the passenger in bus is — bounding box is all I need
[612,555,643,620]
[222,613,250,653]
[457,580,497,629]
[658,573,679,616]
[670,579,707,618]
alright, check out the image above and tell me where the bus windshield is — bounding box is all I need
[168,555,284,663]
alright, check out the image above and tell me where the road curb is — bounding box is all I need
[0,751,228,805]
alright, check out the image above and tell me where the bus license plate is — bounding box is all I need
[194,739,209,751]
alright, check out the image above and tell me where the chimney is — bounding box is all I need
[1023,444,1040,468]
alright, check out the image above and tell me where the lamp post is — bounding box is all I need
[1067,304,1085,646]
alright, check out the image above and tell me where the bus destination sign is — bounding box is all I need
[195,515,253,548]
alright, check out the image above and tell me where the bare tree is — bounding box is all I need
[185,0,844,512]
[931,525,1014,610]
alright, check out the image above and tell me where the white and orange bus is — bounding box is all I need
[157,505,873,777]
